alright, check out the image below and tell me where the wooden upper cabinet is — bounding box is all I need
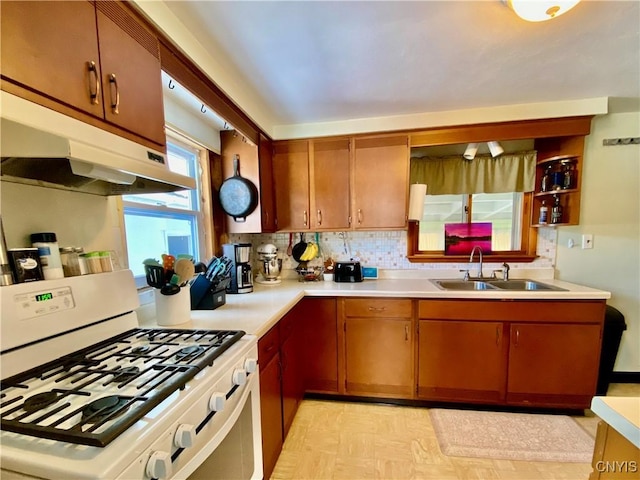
[259,134,277,233]
[95,1,165,146]
[273,140,310,231]
[0,0,165,148]
[353,135,409,229]
[310,138,351,230]
[220,130,267,233]
[0,1,104,118]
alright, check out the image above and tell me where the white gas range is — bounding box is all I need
[0,270,262,480]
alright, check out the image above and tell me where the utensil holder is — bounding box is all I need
[155,285,190,326]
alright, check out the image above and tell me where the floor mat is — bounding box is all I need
[429,408,595,463]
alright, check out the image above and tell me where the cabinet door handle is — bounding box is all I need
[317,209,322,226]
[367,306,386,312]
[87,61,100,105]
[108,73,120,114]
[496,326,500,346]
[405,324,409,341]
[303,210,308,226]
[514,328,520,347]
[357,209,363,224]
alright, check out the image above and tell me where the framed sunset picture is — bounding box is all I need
[444,222,492,255]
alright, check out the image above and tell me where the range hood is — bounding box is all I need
[0,91,195,195]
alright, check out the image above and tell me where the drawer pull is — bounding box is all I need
[87,61,100,105]
[367,306,386,312]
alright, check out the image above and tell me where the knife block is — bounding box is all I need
[190,274,229,310]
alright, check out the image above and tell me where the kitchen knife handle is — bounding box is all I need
[108,73,120,114]
[87,61,100,105]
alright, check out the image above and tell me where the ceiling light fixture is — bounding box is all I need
[488,141,505,158]
[463,143,479,161]
[504,0,581,22]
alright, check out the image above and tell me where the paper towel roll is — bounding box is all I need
[408,184,427,221]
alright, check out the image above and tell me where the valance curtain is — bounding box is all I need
[409,150,537,195]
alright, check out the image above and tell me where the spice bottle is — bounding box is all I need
[538,200,549,224]
[551,195,563,224]
[31,232,64,280]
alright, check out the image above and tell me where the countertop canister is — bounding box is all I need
[31,232,64,280]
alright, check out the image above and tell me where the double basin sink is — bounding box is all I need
[432,279,567,292]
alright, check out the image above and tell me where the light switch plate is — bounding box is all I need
[582,234,594,249]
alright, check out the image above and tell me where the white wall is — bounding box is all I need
[556,112,640,372]
[0,182,126,267]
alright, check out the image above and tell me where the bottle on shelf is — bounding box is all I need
[551,195,563,224]
[538,200,549,224]
[562,160,575,190]
[541,166,552,192]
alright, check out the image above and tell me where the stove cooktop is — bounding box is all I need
[0,328,245,447]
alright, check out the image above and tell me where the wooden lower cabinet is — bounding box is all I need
[343,299,414,398]
[507,322,603,408]
[417,299,605,409]
[300,298,339,394]
[418,320,507,403]
[280,308,304,437]
[258,350,282,480]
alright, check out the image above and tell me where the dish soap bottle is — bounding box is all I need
[538,200,548,224]
[551,195,563,224]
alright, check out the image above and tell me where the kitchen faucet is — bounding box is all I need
[469,246,484,279]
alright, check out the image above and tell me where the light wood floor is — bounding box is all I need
[271,384,640,480]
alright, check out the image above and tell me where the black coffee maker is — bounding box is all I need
[222,243,253,294]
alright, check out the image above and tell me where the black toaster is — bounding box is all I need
[334,261,364,282]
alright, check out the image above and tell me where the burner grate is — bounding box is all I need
[0,328,244,447]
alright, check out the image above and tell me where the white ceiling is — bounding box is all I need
[159,1,640,136]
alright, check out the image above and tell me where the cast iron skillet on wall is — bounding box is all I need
[219,154,259,222]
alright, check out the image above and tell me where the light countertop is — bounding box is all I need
[137,277,610,338]
[591,396,640,448]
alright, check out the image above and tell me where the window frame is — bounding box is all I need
[122,132,212,285]
[407,191,537,263]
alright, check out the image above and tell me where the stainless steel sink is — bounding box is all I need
[432,279,567,291]
[432,280,498,291]
[486,279,567,291]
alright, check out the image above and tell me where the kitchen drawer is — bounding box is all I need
[258,325,280,366]
[418,299,606,323]
[344,298,412,318]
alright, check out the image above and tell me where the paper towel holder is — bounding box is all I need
[408,183,427,221]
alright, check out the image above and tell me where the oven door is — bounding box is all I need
[116,353,262,480]
[182,372,262,480]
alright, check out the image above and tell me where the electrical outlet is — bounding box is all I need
[582,234,594,249]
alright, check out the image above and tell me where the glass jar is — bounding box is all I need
[59,247,81,277]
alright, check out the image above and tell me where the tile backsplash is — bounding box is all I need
[229,228,557,273]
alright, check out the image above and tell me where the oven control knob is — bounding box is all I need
[146,451,172,479]
[174,424,196,448]
[209,392,226,412]
[233,368,247,386]
[244,358,258,374]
